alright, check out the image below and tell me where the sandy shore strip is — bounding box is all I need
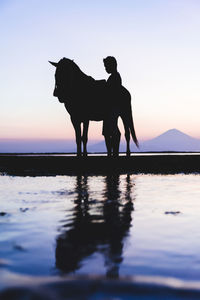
[0,154,200,175]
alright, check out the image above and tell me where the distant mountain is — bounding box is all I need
[140,129,200,152]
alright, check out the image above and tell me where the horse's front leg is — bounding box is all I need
[71,118,82,157]
[82,120,89,157]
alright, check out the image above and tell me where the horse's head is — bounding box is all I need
[49,57,74,69]
[49,58,76,102]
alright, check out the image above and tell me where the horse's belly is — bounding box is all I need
[88,111,104,121]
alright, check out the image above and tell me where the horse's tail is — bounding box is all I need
[128,105,139,148]
[121,87,139,148]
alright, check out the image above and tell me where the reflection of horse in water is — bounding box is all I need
[55,174,135,278]
[49,58,138,157]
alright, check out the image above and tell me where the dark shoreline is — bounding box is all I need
[1,273,200,300]
[1,153,200,175]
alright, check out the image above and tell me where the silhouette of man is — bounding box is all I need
[103,56,122,90]
[102,56,122,157]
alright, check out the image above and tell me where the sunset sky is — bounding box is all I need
[1,0,200,144]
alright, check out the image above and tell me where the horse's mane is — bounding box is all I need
[58,58,94,82]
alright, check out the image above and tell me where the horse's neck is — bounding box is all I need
[72,66,94,88]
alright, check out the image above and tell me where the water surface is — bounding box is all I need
[1,174,200,287]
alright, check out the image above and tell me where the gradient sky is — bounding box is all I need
[1,0,200,142]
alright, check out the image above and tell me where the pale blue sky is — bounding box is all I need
[1,0,200,141]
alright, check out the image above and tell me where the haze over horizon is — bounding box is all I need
[1,0,200,142]
[1,128,200,153]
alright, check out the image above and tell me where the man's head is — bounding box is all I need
[103,56,117,73]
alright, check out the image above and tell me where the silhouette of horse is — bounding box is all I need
[49,58,139,157]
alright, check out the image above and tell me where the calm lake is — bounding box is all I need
[1,173,200,298]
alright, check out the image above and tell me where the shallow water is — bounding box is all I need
[1,174,200,289]
[3,152,200,156]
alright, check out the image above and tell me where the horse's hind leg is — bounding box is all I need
[104,135,112,157]
[103,119,112,157]
[122,117,131,157]
[125,129,130,157]
[82,120,89,157]
[112,127,121,158]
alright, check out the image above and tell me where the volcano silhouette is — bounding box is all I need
[140,129,200,152]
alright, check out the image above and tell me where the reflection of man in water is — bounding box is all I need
[102,56,122,156]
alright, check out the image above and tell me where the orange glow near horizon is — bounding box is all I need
[2,118,200,142]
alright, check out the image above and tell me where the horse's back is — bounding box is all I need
[64,78,131,121]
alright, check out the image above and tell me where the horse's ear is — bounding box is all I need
[49,61,58,67]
